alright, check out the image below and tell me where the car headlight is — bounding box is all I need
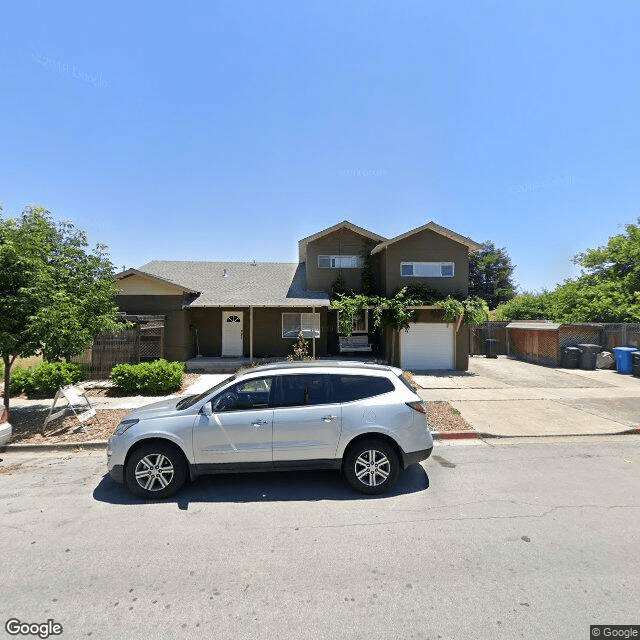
[113,419,139,436]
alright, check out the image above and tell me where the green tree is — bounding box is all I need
[495,220,640,322]
[468,241,517,309]
[0,206,122,413]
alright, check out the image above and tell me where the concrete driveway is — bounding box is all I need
[415,357,640,437]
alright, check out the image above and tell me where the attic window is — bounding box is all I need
[318,255,364,269]
[400,262,455,278]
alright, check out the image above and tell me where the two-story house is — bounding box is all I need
[115,220,481,370]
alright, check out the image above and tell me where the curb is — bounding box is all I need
[432,427,640,440]
[0,440,107,452]
[2,427,639,452]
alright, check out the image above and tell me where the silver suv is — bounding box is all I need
[107,361,433,498]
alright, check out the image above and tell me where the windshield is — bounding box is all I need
[176,375,236,410]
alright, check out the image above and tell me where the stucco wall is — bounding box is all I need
[381,229,470,297]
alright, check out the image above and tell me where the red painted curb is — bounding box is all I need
[435,431,479,440]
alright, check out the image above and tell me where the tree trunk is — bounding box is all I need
[3,354,11,412]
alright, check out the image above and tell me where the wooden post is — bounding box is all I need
[312,306,316,358]
[249,306,254,361]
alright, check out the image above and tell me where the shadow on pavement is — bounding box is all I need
[92,465,430,508]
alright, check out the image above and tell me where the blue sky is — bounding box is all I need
[1,0,639,293]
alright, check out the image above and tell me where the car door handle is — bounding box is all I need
[251,420,269,427]
[321,415,338,422]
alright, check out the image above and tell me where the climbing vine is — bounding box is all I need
[332,288,489,336]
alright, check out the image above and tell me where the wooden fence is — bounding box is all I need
[73,319,165,379]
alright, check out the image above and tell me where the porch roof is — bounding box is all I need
[135,260,330,308]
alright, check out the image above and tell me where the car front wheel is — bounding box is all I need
[125,442,187,499]
[344,439,400,495]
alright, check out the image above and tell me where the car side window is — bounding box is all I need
[211,377,274,412]
[275,374,333,407]
[336,375,394,403]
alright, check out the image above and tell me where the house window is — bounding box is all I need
[318,255,364,269]
[400,262,455,278]
[337,310,368,334]
[282,312,321,339]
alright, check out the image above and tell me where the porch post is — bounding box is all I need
[249,306,254,361]
[312,306,316,358]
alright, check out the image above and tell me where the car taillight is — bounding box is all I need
[406,401,427,414]
[0,407,8,424]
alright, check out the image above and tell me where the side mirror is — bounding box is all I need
[201,403,213,418]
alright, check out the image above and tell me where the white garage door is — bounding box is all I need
[401,323,454,370]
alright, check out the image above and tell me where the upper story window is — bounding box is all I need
[400,262,455,278]
[318,255,364,269]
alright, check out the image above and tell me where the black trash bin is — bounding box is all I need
[632,351,640,378]
[485,339,498,358]
[562,346,581,369]
[577,344,602,370]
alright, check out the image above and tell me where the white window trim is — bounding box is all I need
[400,262,455,278]
[318,255,364,269]
[282,312,321,339]
[337,310,368,335]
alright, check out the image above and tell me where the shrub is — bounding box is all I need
[111,359,185,394]
[10,361,87,395]
[10,367,35,394]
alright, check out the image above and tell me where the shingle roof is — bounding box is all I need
[134,261,330,308]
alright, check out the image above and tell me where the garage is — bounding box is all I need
[400,322,455,370]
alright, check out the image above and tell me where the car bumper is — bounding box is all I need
[108,464,125,484]
[401,446,432,468]
[0,422,12,446]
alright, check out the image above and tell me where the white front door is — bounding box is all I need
[222,311,243,356]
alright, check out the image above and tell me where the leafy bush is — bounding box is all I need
[10,361,87,395]
[10,367,34,394]
[110,359,184,394]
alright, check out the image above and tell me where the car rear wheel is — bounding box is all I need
[125,442,187,499]
[344,439,400,495]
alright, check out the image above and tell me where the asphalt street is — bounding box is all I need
[1,436,639,640]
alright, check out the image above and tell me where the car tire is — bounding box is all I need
[125,442,187,499]
[343,439,400,495]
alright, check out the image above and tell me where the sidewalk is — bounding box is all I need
[9,374,232,412]
[415,357,640,438]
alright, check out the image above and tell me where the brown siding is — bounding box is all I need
[383,229,470,297]
[305,228,381,292]
[115,295,190,361]
[186,307,329,358]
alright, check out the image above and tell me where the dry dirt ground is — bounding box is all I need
[4,374,471,446]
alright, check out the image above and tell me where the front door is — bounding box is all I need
[222,311,243,356]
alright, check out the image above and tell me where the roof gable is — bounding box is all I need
[116,268,199,295]
[298,220,386,262]
[370,221,482,255]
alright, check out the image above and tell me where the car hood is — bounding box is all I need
[123,396,193,421]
